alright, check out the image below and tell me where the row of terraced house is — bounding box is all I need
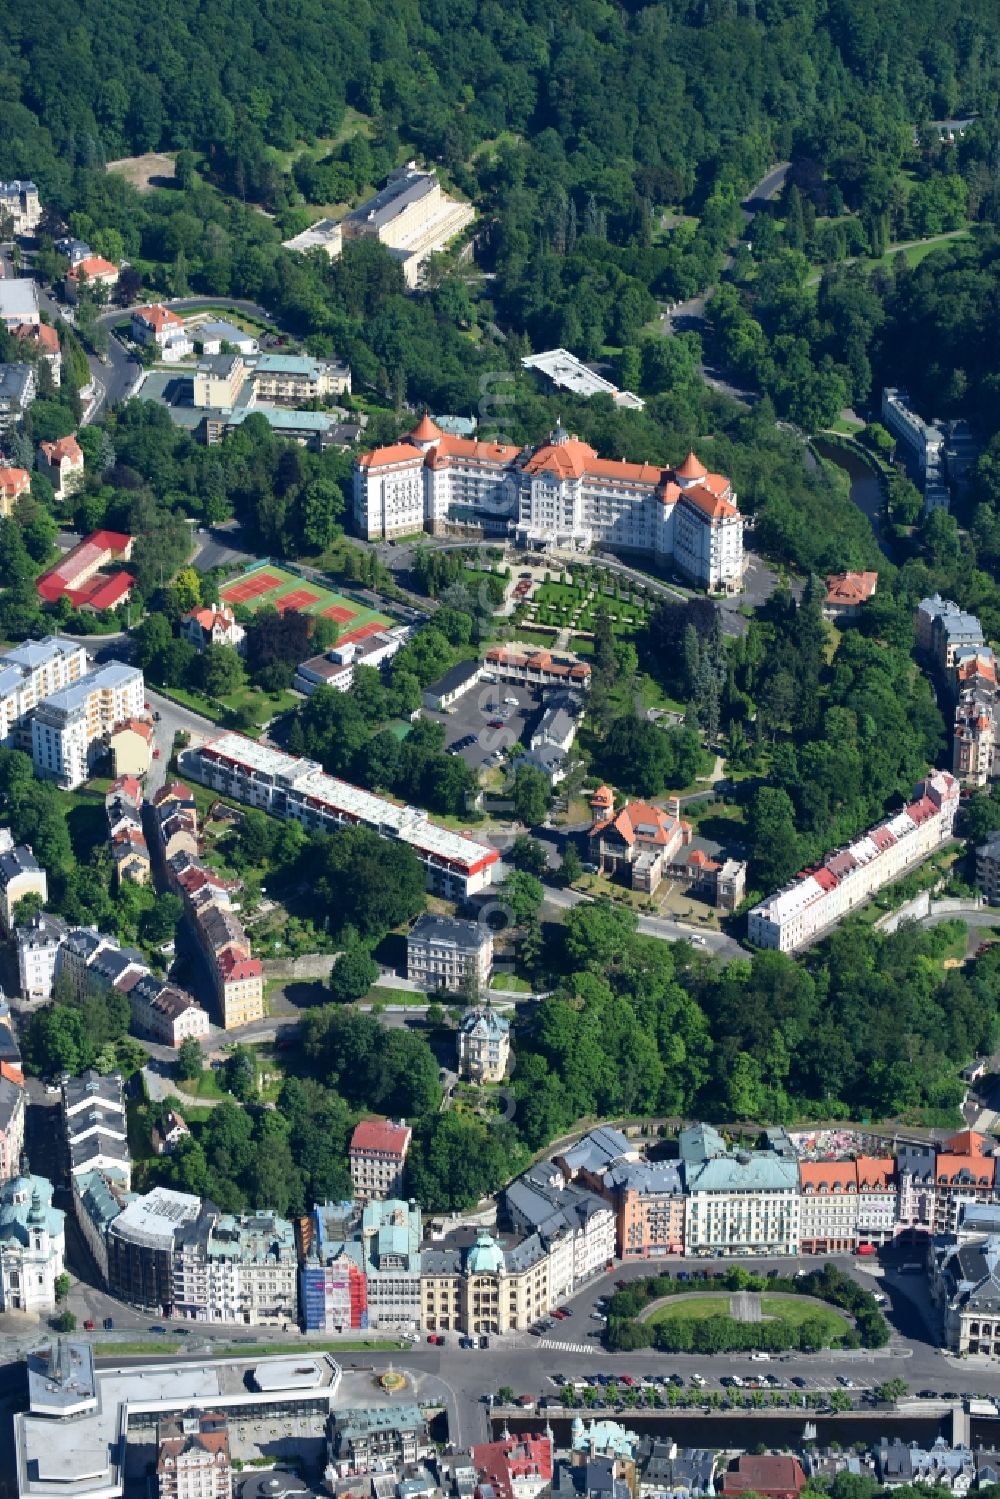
[153,782,265,1029]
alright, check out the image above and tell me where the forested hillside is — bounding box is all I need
[5,0,1000,220]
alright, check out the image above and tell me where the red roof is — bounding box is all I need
[112,717,153,742]
[15,322,59,354]
[40,435,83,466]
[109,774,143,801]
[87,529,132,553]
[799,1160,858,1192]
[810,866,839,892]
[0,1061,24,1088]
[68,570,135,611]
[0,467,30,498]
[592,799,689,848]
[472,1436,553,1499]
[356,441,425,470]
[825,570,879,607]
[722,1455,806,1499]
[134,303,183,332]
[410,412,444,442]
[350,1119,412,1157]
[67,255,119,281]
[153,782,193,806]
[856,1156,894,1190]
[946,1129,989,1157]
[219,952,262,981]
[675,450,708,480]
[681,482,739,519]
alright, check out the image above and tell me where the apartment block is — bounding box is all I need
[38,436,84,501]
[685,1145,800,1256]
[349,1119,411,1202]
[421,1227,552,1336]
[184,732,499,899]
[172,1205,297,1325]
[62,1069,131,1190]
[0,363,35,433]
[798,1161,859,1253]
[17,911,68,1000]
[748,771,959,952]
[301,1198,421,1332]
[0,1063,26,1184]
[31,661,144,789]
[603,1160,687,1260]
[341,165,474,288]
[505,1161,615,1296]
[0,278,39,331]
[407,913,493,996]
[328,1405,433,1476]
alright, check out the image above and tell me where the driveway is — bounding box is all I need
[540,882,744,959]
[144,686,219,792]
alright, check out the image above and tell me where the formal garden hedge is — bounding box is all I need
[604,1262,890,1353]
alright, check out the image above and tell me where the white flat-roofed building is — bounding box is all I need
[748,770,960,952]
[183,732,499,899]
[0,277,40,330]
[195,320,259,357]
[15,1344,342,1499]
[282,219,344,258]
[882,387,945,475]
[294,626,409,696]
[522,348,644,410]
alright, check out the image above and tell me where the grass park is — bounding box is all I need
[644,1291,852,1343]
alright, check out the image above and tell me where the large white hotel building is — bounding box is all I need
[353,417,745,592]
[747,770,960,953]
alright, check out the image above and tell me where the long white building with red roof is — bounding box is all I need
[354,418,745,592]
[183,731,499,899]
[748,770,960,953]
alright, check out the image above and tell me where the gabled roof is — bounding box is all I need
[39,435,82,465]
[0,466,30,497]
[67,255,118,281]
[825,570,879,607]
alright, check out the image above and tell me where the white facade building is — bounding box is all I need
[0,635,88,747]
[354,419,745,591]
[184,732,499,899]
[685,1154,801,1256]
[748,771,960,953]
[17,910,65,1001]
[31,662,144,789]
[0,1172,65,1314]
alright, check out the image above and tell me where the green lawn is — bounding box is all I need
[156,682,298,733]
[645,1292,850,1341]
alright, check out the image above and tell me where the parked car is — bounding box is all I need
[83,1319,95,1330]
[103,1317,114,1330]
[149,1325,166,1334]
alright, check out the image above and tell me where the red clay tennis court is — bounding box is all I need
[274,586,322,613]
[321,604,358,623]
[336,621,386,647]
[220,570,283,603]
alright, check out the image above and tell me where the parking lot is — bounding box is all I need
[423,680,544,770]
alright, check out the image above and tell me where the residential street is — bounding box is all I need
[539,883,744,959]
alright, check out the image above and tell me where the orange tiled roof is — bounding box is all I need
[134,303,183,332]
[0,1061,24,1087]
[856,1155,894,1189]
[68,255,119,281]
[40,435,83,465]
[799,1159,858,1191]
[0,467,30,498]
[675,450,708,480]
[593,799,689,847]
[825,571,879,607]
[15,322,59,354]
[410,412,444,441]
[681,482,739,519]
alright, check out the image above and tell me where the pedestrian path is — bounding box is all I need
[538,1338,595,1354]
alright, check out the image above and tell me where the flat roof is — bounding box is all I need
[191,733,498,875]
[0,278,39,318]
[17,1352,342,1499]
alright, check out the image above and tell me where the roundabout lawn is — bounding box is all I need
[643,1291,851,1342]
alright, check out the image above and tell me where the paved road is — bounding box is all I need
[2,1247,988,1455]
[144,685,219,792]
[540,883,744,959]
[190,520,254,574]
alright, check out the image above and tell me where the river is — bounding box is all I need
[812,438,893,561]
[496,1409,963,1450]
